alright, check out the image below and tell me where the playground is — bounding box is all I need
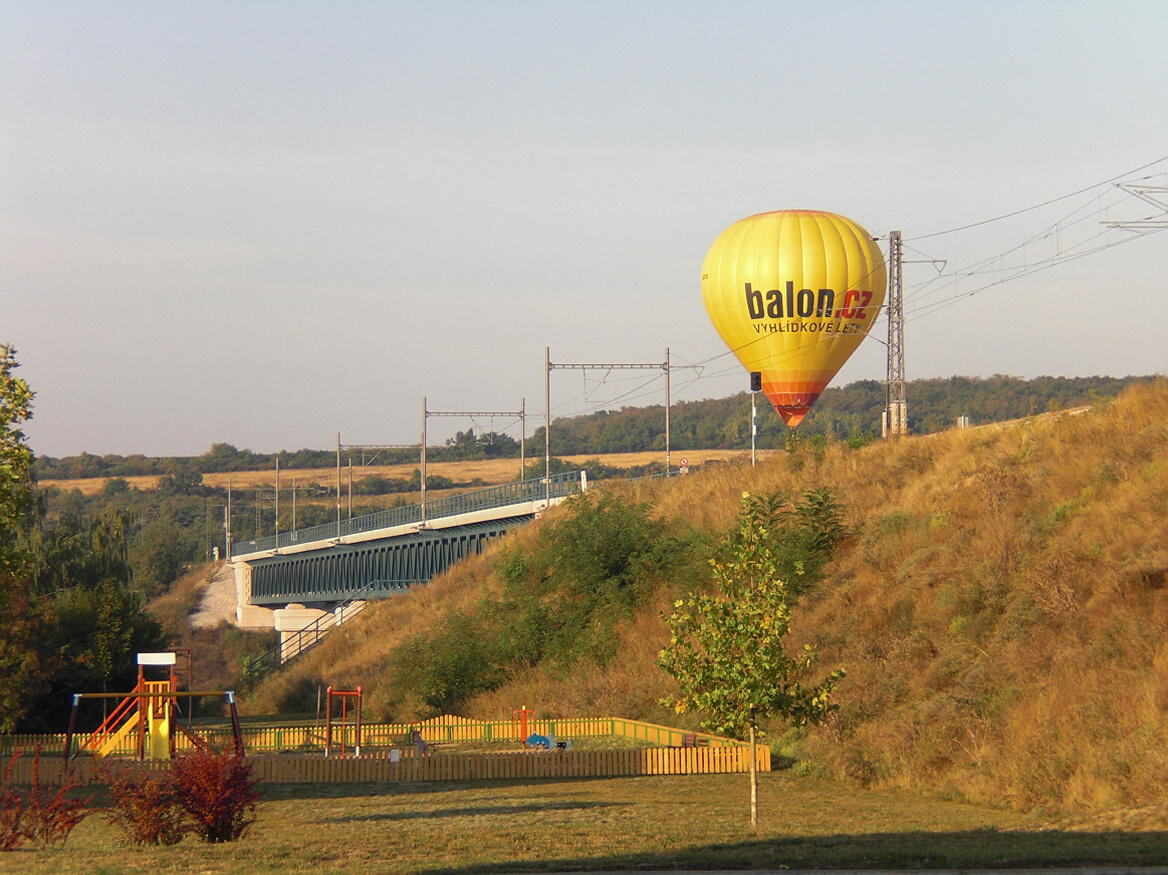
[7,709,766,787]
[6,649,1168,869]
[2,652,765,788]
[6,652,1168,871]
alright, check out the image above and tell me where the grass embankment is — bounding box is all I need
[15,771,1168,874]
[246,381,1168,814]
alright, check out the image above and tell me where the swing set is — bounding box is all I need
[63,652,244,763]
[324,686,363,757]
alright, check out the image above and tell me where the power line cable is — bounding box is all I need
[914,155,1168,240]
[905,190,1116,306]
[904,226,1166,324]
[898,171,1167,320]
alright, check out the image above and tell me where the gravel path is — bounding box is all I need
[189,561,238,629]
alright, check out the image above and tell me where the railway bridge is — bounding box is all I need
[230,472,585,661]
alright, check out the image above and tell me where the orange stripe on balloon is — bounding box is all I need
[761,378,831,427]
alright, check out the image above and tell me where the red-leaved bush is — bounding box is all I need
[1,747,92,850]
[101,766,187,846]
[170,749,259,843]
[1,753,26,852]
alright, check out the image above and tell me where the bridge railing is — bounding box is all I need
[231,471,584,558]
[242,577,425,680]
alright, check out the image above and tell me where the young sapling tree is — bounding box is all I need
[660,491,844,829]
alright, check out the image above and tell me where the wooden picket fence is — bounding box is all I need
[1,714,739,759]
[3,744,768,786]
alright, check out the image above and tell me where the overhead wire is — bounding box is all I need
[905,227,1166,324]
[553,157,1168,412]
[912,189,1112,289]
[550,369,661,417]
[902,180,1167,322]
[912,155,1168,240]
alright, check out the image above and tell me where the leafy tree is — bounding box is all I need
[101,477,131,497]
[0,572,51,732]
[22,516,167,732]
[135,517,189,596]
[0,344,35,576]
[443,429,484,460]
[27,506,134,597]
[0,346,169,732]
[660,492,844,828]
[0,345,50,731]
[158,462,204,496]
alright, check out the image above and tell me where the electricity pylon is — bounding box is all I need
[883,230,907,437]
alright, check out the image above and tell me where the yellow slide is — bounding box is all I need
[96,712,141,759]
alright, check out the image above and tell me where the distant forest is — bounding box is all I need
[35,374,1156,480]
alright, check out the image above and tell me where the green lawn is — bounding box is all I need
[5,770,1168,873]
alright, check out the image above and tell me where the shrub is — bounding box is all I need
[389,491,701,717]
[171,749,259,843]
[1,754,26,851]
[3,747,92,850]
[102,767,186,846]
[505,491,688,666]
[394,613,507,715]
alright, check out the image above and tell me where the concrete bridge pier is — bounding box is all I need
[273,603,329,663]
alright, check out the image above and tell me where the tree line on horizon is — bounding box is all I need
[35,374,1156,481]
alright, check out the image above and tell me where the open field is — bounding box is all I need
[38,449,774,496]
[10,770,1168,874]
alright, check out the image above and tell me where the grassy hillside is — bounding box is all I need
[245,380,1168,812]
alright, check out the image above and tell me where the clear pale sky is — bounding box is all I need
[3,1,1167,458]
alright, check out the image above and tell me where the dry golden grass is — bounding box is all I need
[40,462,523,497]
[244,381,1168,814]
[41,473,164,495]
[773,381,1168,812]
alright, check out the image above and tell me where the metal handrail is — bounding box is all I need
[242,578,426,680]
[232,471,584,558]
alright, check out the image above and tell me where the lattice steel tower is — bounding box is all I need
[883,230,907,437]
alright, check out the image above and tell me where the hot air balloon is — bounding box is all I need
[702,210,886,427]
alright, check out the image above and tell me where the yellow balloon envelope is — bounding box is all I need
[702,210,886,427]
